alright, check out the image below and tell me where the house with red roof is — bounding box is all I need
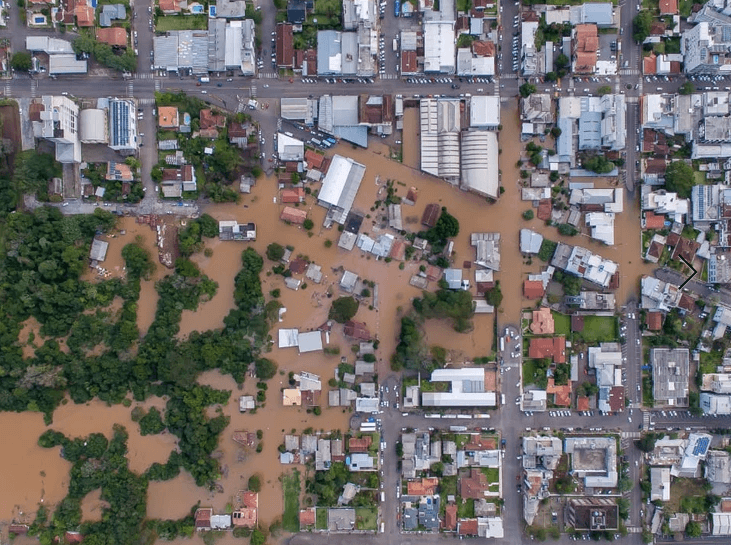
[528,337,566,363]
[96,27,127,47]
[659,0,678,14]
[523,280,545,299]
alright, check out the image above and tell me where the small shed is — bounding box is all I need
[90,238,109,262]
[340,270,359,292]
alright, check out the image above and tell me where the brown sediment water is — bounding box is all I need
[4,98,655,544]
[80,488,108,523]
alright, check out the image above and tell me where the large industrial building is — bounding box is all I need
[317,154,366,225]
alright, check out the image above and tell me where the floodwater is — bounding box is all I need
[3,97,655,543]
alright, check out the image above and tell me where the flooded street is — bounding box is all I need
[3,96,654,543]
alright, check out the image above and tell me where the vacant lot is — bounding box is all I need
[576,315,617,344]
[552,311,571,336]
[316,507,327,530]
[282,469,301,532]
[0,103,22,156]
[156,14,208,31]
[355,507,377,530]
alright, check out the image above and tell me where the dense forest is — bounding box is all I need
[0,207,274,543]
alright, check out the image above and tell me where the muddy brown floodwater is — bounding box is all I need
[3,97,653,545]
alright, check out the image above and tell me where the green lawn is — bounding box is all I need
[282,470,301,532]
[693,171,707,186]
[155,14,208,31]
[355,507,378,530]
[523,360,539,386]
[700,350,723,375]
[576,315,618,343]
[315,507,327,530]
[552,311,571,336]
[439,475,458,497]
[481,467,500,484]
[457,498,475,518]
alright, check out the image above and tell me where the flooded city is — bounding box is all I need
[1,98,653,544]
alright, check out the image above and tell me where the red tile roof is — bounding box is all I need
[281,187,305,203]
[458,519,479,536]
[445,504,458,530]
[299,508,316,526]
[643,53,657,75]
[472,40,495,57]
[577,396,590,411]
[343,320,372,341]
[407,477,439,496]
[659,0,678,14]
[74,1,94,26]
[96,27,127,47]
[644,211,666,230]
[537,199,552,221]
[422,203,440,227]
[159,0,181,12]
[305,149,325,169]
[608,386,625,412]
[647,311,663,331]
[528,337,566,364]
[199,109,226,130]
[276,23,294,68]
[401,50,418,74]
[195,508,213,529]
[574,24,598,73]
[459,469,489,500]
[348,436,372,453]
[523,280,545,299]
[547,377,572,406]
[280,206,307,224]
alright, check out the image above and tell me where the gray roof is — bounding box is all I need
[520,229,544,254]
[578,111,602,150]
[208,18,227,72]
[332,95,359,126]
[100,4,126,27]
[48,55,87,74]
[317,30,342,75]
[333,125,368,147]
[215,0,248,18]
[579,2,613,26]
[90,239,109,262]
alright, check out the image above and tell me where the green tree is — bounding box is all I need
[633,10,653,42]
[558,223,578,236]
[250,529,267,545]
[248,473,262,493]
[685,521,701,537]
[485,281,503,308]
[11,51,32,71]
[520,83,537,98]
[679,81,695,95]
[555,53,569,70]
[121,242,156,279]
[329,296,359,323]
[597,85,612,96]
[255,358,278,380]
[522,209,534,220]
[664,160,695,198]
[545,72,557,82]
[266,243,285,261]
[303,218,314,230]
[550,127,562,138]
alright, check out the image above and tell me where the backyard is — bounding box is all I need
[552,311,571,336]
[282,469,301,532]
[315,507,328,530]
[667,478,713,515]
[355,507,378,530]
[574,315,617,344]
[156,14,208,30]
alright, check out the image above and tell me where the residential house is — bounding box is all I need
[280,206,307,224]
[529,337,566,363]
[158,106,180,130]
[160,165,196,198]
[530,307,554,334]
[96,27,127,47]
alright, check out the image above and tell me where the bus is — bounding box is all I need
[394,0,400,16]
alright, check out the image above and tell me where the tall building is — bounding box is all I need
[31,95,80,163]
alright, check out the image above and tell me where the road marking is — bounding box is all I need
[127,82,134,98]
[4,81,11,97]
[154,79,161,91]
[30,79,37,98]
[250,84,257,98]
[135,73,154,79]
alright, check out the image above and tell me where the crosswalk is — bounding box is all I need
[135,72,155,79]
[30,79,37,98]
[257,72,278,79]
[137,97,156,105]
[126,81,134,98]
[620,431,641,439]
[380,73,398,80]
[154,79,161,91]
[250,83,257,98]
[3,80,11,97]
[620,69,640,76]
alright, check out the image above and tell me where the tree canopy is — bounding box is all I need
[519,83,537,98]
[633,10,652,42]
[329,296,359,323]
[664,160,695,198]
[11,52,32,71]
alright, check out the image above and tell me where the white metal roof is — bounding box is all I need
[278,328,299,348]
[298,331,323,353]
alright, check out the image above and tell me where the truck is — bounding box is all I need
[501,394,506,405]
[199,76,210,83]
[500,337,505,352]
[381,492,385,503]
[393,38,398,52]
[380,522,385,533]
